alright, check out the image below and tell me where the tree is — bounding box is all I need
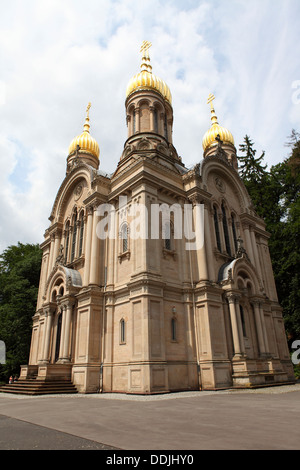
[0,242,42,382]
[238,135,269,220]
[238,132,300,344]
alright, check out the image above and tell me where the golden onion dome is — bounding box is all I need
[126,41,172,105]
[202,93,234,152]
[68,103,100,159]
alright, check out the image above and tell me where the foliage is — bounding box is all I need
[238,132,300,342]
[0,242,42,382]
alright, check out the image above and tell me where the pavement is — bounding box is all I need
[0,384,300,451]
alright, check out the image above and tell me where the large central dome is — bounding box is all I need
[126,41,172,105]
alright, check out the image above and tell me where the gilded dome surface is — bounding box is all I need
[68,103,100,159]
[202,94,234,151]
[126,41,172,105]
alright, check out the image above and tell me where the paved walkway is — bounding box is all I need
[0,384,300,450]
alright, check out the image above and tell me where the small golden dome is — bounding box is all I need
[126,41,172,105]
[202,94,234,152]
[68,103,100,159]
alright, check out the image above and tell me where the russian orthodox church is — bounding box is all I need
[20,42,294,394]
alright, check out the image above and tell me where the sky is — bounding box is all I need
[0,0,299,253]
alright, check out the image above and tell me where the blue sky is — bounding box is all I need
[0,0,299,252]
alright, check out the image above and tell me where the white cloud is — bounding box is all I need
[0,0,299,252]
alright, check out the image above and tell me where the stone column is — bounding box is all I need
[47,233,56,278]
[259,302,270,354]
[58,305,66,360]
[126,114,131,138]
[89,205,100,285]
[61,300,74,362]
[42,306,54,363]
[204,202,214,281]
[83,205,94,286]
[226,293,244,359]
[251,299,266,356]
[235,298,246,356]
[189,197,208,282]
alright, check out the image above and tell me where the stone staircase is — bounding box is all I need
[0,377,78,395]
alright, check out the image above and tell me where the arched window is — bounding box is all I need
[163,221,172,251]
[221,203,231,256]
[133,109,136,133]
[171,317,177,341]
[213,206,221,251]
[154,108,158,133]
[121,223,128,253]
[65,221,70,263]
[231,213,238,253]
[78,212,84,257]
[164,114,168,140]
[71,210,77,262]
[120,318,126,344]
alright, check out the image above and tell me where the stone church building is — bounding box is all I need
[20,43,294,394]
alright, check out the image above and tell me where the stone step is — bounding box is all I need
[0,379,78,395]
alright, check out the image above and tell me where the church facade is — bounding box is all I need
[21,43,294,393]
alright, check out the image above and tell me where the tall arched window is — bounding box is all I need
[154,108,158,133]
[120,318,126,344]
[65,221,70,263]
[231,213,238,253]
[163,221,172,251]
[78,212,84,257]
[71,210,77,262]
[171,317,177,341]
[133,109,136,133]
[164,113,168,140]
[121,223,128,253]
[213,206,221,251]
[221,203,231,256]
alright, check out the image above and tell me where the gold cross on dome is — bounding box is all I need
[140,40,152,54]
[207,93,215,109]
[86,102,91,118]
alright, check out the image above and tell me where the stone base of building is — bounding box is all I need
[20,363,72,382]
[20,357,295,395]
[231,357,295,388]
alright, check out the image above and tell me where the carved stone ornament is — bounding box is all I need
[74,183,83,201]
[137,138,151,150]
[55,244,65,266]
[215,176,226,193]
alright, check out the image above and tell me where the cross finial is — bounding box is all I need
[140,41,152,72]
[207,93,215,109]
[140,40,152,55]
[86,102,91,118]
